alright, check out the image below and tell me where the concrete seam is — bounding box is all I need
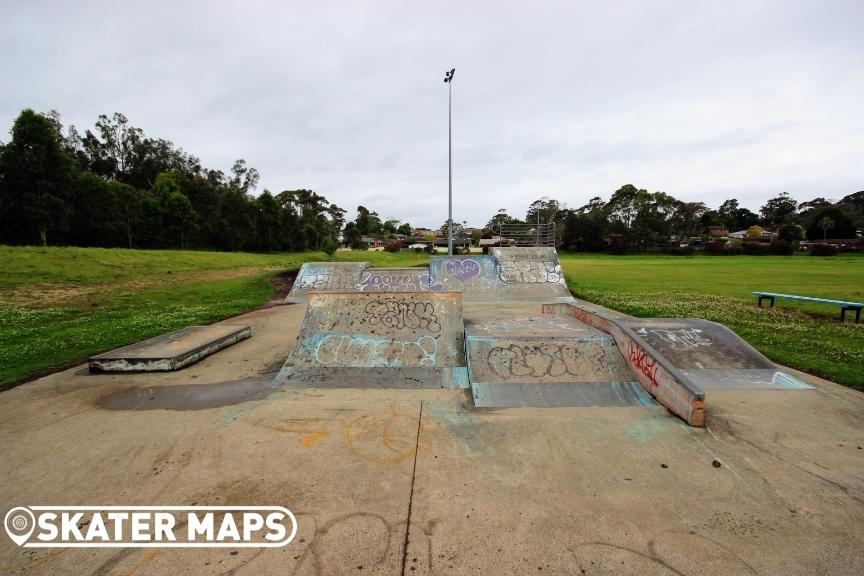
[400,400,423,576]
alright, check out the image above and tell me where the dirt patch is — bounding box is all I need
[265,271,297,305]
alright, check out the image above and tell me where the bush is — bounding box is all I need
[725,244,743,256]
[705,240,727,255]
[742,242,770,255]
[384,240,401,253]
[669,246,694,256]
[770,239,795,255]
[413,247,423,253]
[424,244,436,254]
[810,243,838,256]
[320,237,337,260]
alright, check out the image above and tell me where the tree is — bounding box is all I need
[745,225,764,240]
[778,224,804,243]
[397,222,412,235]
[807,208,854,241]
[342,221,364,249]
[484,208,517,233]
[164,191,198,248]
[354,205,382,236]
[525,197,561,225]
[759,192,797,226]
[818,216,834,240]
[321,236,337,260]
[0,109,76,245]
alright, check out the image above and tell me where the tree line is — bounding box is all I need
[1,108,860,254]
[485,186,863,252]
[0,109,348,252]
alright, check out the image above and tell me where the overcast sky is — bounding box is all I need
[2,0,862,227]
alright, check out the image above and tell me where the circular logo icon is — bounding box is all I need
[4,507,35,546]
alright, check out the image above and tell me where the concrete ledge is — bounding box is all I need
[88,325,251,373]
[543,303,706,426]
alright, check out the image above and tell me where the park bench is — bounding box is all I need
[753,291,863,323]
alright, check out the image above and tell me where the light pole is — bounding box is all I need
[444,68,455,255]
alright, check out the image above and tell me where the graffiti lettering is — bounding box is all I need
[364,301,442,333]
[627,341,659,389]
[357,272,444,292]
[315,334,438,367]
[445,259,481,281]
[296,272,358,291]
[648,328,712,351]
[498,261,563,283]
[487,343,605,379]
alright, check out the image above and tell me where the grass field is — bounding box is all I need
[2,247,862,392]
[560,252,864,390]
[0,246,430,388]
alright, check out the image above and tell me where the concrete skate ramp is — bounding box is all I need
[277,291,469,389]
[429,247,572,302]
[286,262,369,300]
[356,267,442,292]
[626,318,811,391]
[544,303,706,426]
[465,313,652,408]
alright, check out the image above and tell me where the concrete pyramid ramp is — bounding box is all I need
[625,318,811,390]
[276,291,469,389]
[465,314,652,407]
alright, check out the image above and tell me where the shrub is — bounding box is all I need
[669,246,694,256]
[725,244,743,256]
[742,242,770,255]
[320,237,337,260]
[770,239,794,255]
[424,244,436,254]
[384,240,401,253]
[810,243,838,256]
[413,247,423,253]
[705,240,727,255]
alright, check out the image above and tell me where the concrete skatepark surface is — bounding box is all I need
[1,248,863,574]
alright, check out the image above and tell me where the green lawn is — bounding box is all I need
[560,252,864,390]
[2,247,863,392]
[0,246,429,388]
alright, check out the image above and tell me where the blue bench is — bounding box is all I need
[754,291,863,323]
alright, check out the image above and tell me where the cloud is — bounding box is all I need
[2,0,862,226]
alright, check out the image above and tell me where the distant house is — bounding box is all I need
[696,225,730,238]
[412,227,434,237]
[434,237,472,248]
[361,236,383,248]
[729,229,773,242]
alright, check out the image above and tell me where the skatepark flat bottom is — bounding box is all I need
[2,304,863,575]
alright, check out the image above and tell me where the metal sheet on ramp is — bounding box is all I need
[680,368,812,390]
[625,318,810,390]
[471,381,654,407]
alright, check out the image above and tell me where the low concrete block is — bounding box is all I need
[88,325,251,373]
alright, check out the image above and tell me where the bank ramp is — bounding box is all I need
[275,291,469,388]
[465,312,652,407]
